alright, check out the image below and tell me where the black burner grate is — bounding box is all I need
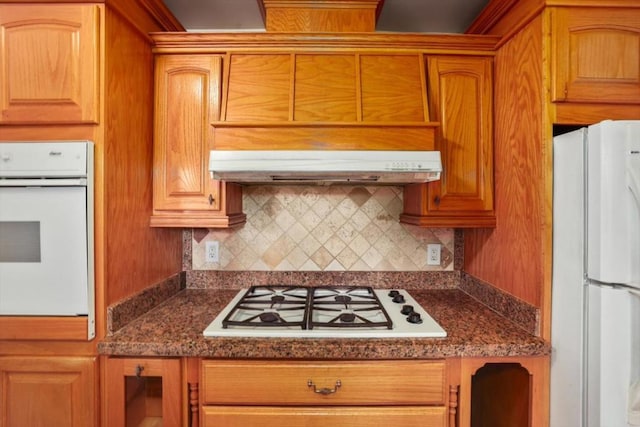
[221,285,393,330]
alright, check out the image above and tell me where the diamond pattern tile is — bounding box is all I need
[193,185,454,271]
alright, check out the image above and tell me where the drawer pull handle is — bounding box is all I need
[307,379,341,395]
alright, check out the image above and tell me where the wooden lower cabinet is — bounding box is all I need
[104,357,182,427]
[0,356,97,427]
[200,359,451,427]
[458,356,550,427]
[202,406,447,427]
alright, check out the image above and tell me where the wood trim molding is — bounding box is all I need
[134,0,185,31]
[466,0,525,34]
[468,0,640,35]
[449,385,459,427]
[0,316,91,341]
[151,32,500,53]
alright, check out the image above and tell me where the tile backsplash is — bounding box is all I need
[192,185,454,271]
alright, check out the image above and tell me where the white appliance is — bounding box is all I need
[203,286,446,338]
[0,141,95,339]
[551,120,640,427]
[209,150,442,184]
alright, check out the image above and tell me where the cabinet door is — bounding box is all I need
[104,357,182,427]
[153,55,222,212]
[0,356,96,427]
[203,406,447,427]
[552,7,640,104]
[0,4,99,124]
[401,56,495,228]
[152,55,245,228]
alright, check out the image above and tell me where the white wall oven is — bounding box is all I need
[0,141,95,339]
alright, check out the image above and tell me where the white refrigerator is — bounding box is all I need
[551,120,640,427]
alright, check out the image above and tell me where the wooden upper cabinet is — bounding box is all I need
[552,7,640,105]
[401,56,495,228]
[0,4,99,124]
[152,55,245,228]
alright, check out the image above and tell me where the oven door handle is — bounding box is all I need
[0,178,87,187]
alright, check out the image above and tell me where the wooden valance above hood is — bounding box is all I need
[259,0,385,32]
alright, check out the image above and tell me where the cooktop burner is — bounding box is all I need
[203,286,447,338]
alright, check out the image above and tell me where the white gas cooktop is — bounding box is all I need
[203,287,446,338]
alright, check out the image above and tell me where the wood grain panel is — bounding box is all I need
[555,102,640,124]
[360,54,427,122]
[400,55,495,228]
[294,54,357,122]
[263,1,378,32]
[551,7,640,103]
[213,126,435,150]
[153,55,222,212]
[458,356,549,427]
[0,317,89,341]
[104,357,182,427]
[426,56,493,212]
[0,4,99,124]
[464,17,545,308]
[202,406,447,427]
[0,356,97,427]
[202,360,445,406]
[104,11,182,306]
[225,54,291,122]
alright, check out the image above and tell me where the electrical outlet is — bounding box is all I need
[427,244,441,266]
[205,240,219,263]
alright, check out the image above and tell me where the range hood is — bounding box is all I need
[209,150,442,184]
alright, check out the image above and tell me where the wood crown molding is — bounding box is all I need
[151,32,500,53]
[133,0,185,31]
[467,0,640,35]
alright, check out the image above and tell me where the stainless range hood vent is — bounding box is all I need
[209,150,442,185]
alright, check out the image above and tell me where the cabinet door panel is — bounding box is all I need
[225,54,291,122]
[153,55,222,212]
[0,5,99,124]
[401,56,495,228]
[294,54,357,122]
[104,357,182,427]
[427,56,493,213]
[360,54,427,122]
[203,406,447,427]
[552,8,640,104]
[0,356,96,427]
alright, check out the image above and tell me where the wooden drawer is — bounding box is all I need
[201,360,445,405]
[202,406,447,427]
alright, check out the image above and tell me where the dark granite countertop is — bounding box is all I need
[98,288,550,359]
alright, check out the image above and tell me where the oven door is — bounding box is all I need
[0,185,89,316]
